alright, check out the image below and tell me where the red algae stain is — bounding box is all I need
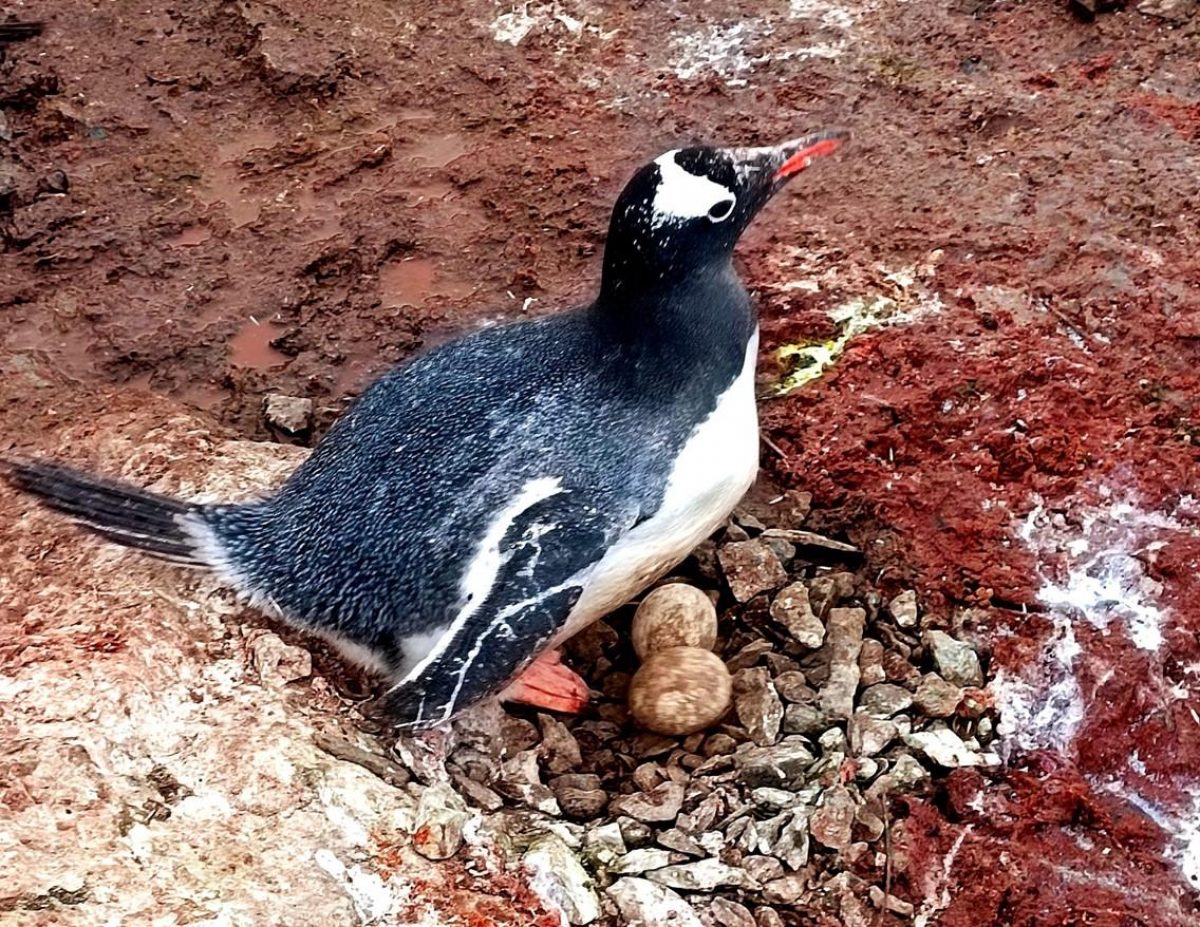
[1128,92,1200,140]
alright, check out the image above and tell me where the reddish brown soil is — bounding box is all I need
[3,2,1199,925]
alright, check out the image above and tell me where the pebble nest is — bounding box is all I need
[385,488,1002,927]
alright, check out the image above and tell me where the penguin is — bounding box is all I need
[4,129,848,731]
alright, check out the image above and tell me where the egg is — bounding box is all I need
[628,646,732,735]
[630,583,718,660]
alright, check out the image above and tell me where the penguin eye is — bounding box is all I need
[707,197,735,223]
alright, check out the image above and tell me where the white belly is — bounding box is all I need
[559,330,760,639]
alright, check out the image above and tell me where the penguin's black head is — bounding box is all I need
[601,129,848,297]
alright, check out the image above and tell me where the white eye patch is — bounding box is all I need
[651,150,736,227]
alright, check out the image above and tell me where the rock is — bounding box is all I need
[703,733,739,756]
[769,582,825,648]
[675,792,725,834]
[924,630,984,687]
[733,740,815,789]
[614,847,677,874]
[882,648,922,685]
[648,858,761,892]
[751,787,797,812]
[550,773,608,820]
[782,703,828,736]
[538,714,583,774]
[771,809,810,869]
[857,639,886,686]
[772,671,812,704]
[583,822,626,868]
[890,753,931,790]
[709,897,757,927]
[755,907,785,927]
[743,855,785,883]
[854,803,886,842]
[808,572,856,616]
[632,584,719,659]
[913,673,963,718]
[617,817,655,847]
[888,589,919,628]
[412,783,471,860]
[858,683,913,718]
[869,886,916,917]
[904,727,984,768]
[658,827,705,856]
[524,834,601,925]
[809,784,856,851]
[718,540,788,602]
[762,872,807,905]
[819,726,847,754]
[607,878,703,927]
[819,608,865,721]
[247,630,312,686]
[1137,0,1196,22]
[450,771,505,812]
[724,638,775,672]
[262,394,313,433]
[629,647,733,736]
[849,712,898,757]
[497,749,561,815]
[733,668,784,746]
[609,780,685,823]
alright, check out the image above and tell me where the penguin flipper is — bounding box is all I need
[377,493,633,731]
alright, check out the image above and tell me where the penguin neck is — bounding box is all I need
[593,257,756,362]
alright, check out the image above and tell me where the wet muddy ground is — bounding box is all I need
[3,1,1199,924]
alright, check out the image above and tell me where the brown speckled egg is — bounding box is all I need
[628,646,732,736]
[631,583,718,660]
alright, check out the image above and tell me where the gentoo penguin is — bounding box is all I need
[5,129,847,731]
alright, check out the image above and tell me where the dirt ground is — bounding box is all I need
[3,1,1199,925]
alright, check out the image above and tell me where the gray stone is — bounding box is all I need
[607,878,703,927]
[772,671,813,703]
[858,638,886,686]
[262,394,313,433]
[647,858,761,892]
[913,673,963,718]
[888,589,919,628]
[858,683,913,718]
[771,809,810,870]
[733,741,815,789]
[742,855,785,884]
[924,631,984,687]
[496,749,560,815]
[782,703,827,736]
[809,784,856,851]
[582,822,626,869]
[849,712,898,757]
[718,540,788,602]
[550,773,608,820]
[412,783,470,860]
[725,638,775,672]
[755,907,785,927]
[819,607,865,721]
[808,572,856,616]
[751,787,797,812]
[524,834,601,925]
[869,886,916,917]
[708,897,757,927]
[733,668,784,746]
[538,714,583,774]
[617,817,655,847]
[769,582,825,648]
[1137,0,1196,21]
[658,827,704,856]
[615,847,677,874]
[609,780,685,823]
[762,871,807,905]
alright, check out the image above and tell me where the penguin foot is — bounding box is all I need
[501,650,590,714]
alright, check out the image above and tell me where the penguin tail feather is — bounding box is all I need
[3,458,212,567]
